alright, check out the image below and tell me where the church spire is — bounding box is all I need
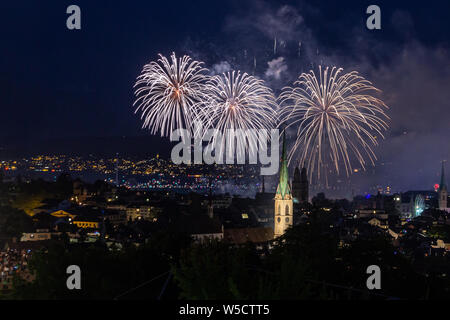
[274,129,293,238]
[276,130,291,198]
[440,161,447,191]
[438,162,448,211]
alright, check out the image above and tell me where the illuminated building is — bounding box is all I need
[414,194,425,217]
[274,132,293,238]
[438,162,449,212]
[50,210,76,219]
[72,217,100,229]
[125,205,160,221]
[390,190,436,219]
[355,209,389,229]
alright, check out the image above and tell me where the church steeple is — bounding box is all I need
[274,130,293,238]
[439,162,447,191]
[294,167,301,182]
[438,162,448,211]
[276,130,291,199]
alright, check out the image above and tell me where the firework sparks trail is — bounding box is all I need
[279,66,389,181]
[195,70,278,160]
[133,53,208,137]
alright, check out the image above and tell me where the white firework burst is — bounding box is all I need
[279,66,389,181]
[133,52,208,137]
[196,70,278,159]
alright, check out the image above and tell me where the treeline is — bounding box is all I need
[173,212,447,300]
[0,206,34,240]
[10,210,450,300]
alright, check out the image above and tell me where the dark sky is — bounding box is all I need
[1,0,449,194]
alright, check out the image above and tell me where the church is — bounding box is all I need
[438,162,449,213]
[273,132,309,238]
[292,165,309,204]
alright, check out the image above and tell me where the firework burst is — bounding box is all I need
[279,66,389,181]
[133,53,208,137]
[196,70,278,158]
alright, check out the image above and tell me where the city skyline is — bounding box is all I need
[0,0,449,303]
[1,1,449,193]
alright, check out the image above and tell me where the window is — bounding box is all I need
[285,205,289,215]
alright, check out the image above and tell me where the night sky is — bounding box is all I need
[1,0,449,194]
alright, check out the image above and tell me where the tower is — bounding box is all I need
[292,167,301,203]
[300,166,309,203]
[274,132,293,238]
[292,164,309,204]
[438,162,448,210]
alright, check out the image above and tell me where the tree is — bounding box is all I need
[11,231,191,299]
[0,206,33,238]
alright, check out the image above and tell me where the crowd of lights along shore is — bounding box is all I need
[0,155,400,197]
[0,155,266,193]
[134,53,389,181]
[279,66,389,182]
